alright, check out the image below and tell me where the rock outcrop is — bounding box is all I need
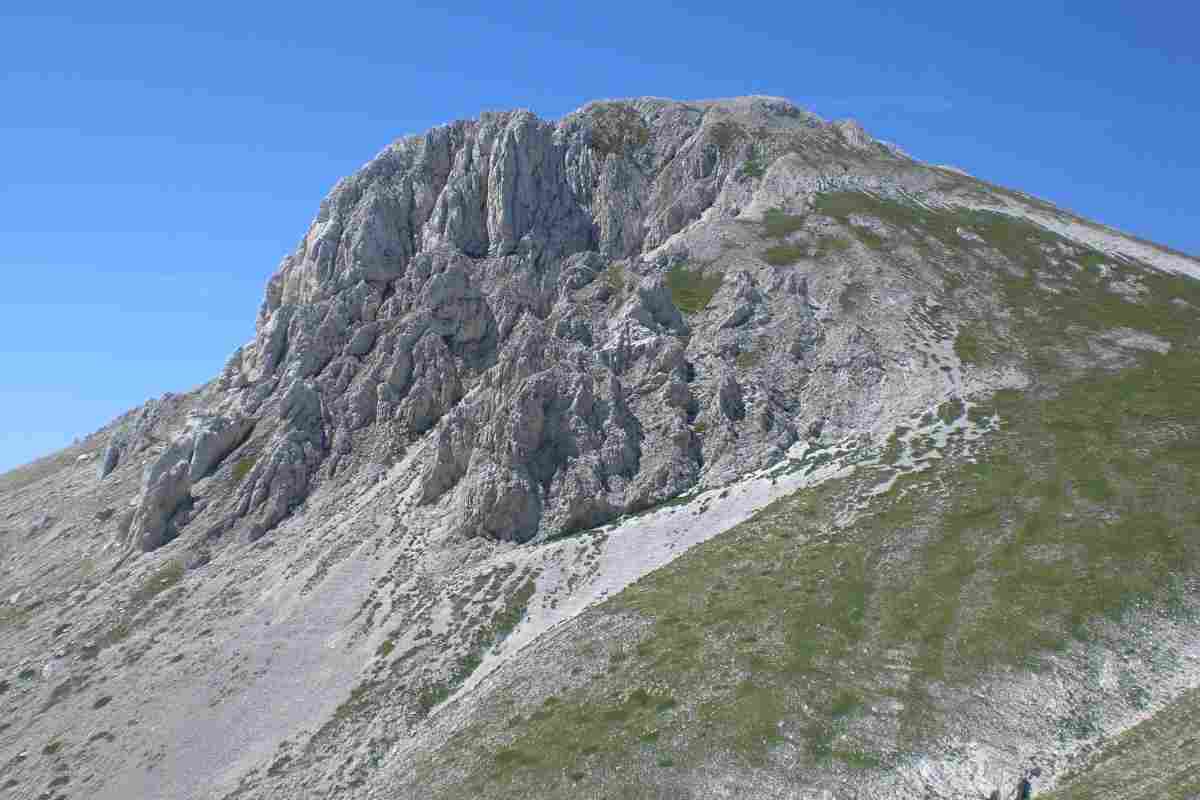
[92,95,1196,552]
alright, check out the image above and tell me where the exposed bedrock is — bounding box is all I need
[100,96,951,550]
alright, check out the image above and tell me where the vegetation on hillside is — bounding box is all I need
[423,193,1200,799]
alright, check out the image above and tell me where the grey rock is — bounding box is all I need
[128,459,191,551]
[125,413,253,551]
[718,373,746,421]
[97,442,121,478]
[28,514,55,536]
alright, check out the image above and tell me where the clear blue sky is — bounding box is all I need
[2,1,1197,473]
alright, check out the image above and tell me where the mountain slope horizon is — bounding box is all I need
[2,95,1198,800]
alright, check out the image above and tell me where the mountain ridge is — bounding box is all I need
[1,95,1199,800]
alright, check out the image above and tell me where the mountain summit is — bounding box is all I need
[2,96,1198,800]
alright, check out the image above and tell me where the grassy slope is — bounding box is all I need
[1044,688,1200,800]
[423,193,1200,798]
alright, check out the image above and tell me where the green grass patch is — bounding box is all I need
[232,455,256,483]
[818,235,852,256]
[762,244,805,266]
[735,350,760,369]
[954,329,983,365]
[131,559,185,609]
[487,685,677,783]
[738,148,766,179]
[762,209,805,239]
[603,263,628,302]
[936,398,965,425]
[666,266,723,314]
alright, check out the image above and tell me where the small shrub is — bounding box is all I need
[43,740,63,755]
[589,103,649,156]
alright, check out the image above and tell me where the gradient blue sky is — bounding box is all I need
[2,1,1197,472]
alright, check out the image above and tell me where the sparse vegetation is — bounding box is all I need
[762,209,805,239]
[435,211,1200,795]
[936,397,964,425]
[588,103,649,156]
[850,225,887,250]
[738,145,766,179]
[734,350,759,369]
[954,328,983,365]
[232,454,256,483]
[666,266,723,314]
[603,262,627,301]
[1045,687,1200,800]
[709,120,743,156]
[817,234,852,256]
[762,244,805,266]
[416,576,540,718]
[131,559,185,609]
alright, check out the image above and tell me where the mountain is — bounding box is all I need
[1,96,1198,800]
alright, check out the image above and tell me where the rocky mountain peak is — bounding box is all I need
[99,96,915,553]
[4,94,1200,800]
